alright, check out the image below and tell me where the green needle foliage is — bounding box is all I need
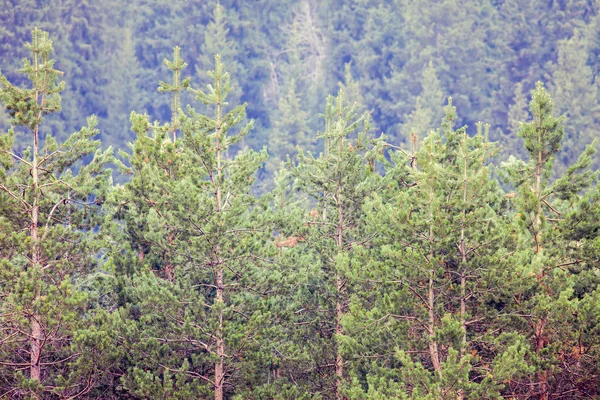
[0,23,599,400]
[108,52,274,400]
[0,28,114,399]
[500,82,600,399]
[281,91,386,399]
[343,99,533,399]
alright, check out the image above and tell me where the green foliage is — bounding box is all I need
[343,99,532,399]
[0,28,114,398]
[500,82,599,398]
[0,13,599,400]
[274,90,386,398]
[107,51,279,399]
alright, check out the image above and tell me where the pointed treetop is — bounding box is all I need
[158,46,190,141]
[0,28,64,130]
[191,54,234,107]
[520,82,564,166]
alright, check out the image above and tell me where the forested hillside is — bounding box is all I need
[1,2,600,399]
[2,0,600,177]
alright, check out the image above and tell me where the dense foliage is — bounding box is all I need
[2,0,600,178]
[1,4,600,399]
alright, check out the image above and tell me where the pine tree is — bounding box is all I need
[343,99,532,398]
[330,0,407,141]
[547,29,600,172]
[500,82,599,399]
[401,60,445,140]
[102,27,145,154]
[288,90,385,399]
[261,78,311,193]
[199,4,243,107]
[158,46,190,142]
[338,63,368,119]
[0,28,113,398]
[501,81,529,162]
[110,53,273,400]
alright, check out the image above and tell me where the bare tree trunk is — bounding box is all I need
[428,270,442,378]
[335,274,345,400]
[426,151,442,380]
[535,319,548,400]
[30,134,42,381]
[215,266,224,400]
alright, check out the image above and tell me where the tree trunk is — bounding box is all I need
[335,274,345,400]
[427,160,442,379]
[535,320,548,400]
[428,270,442,378]
[457,135,468,400]
[30,45,42,382]
[334,123,345,400]
[30,147,41,381]
[214,96,225,400]
[215,266,224,400]
[534,115,548,400]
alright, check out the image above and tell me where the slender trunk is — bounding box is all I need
[334,126,345,400]
[171,47,181,144]
[534,112,548,400]
[215,267,224,400]
[428,215,442,377]
[214,96,225,400]
[534,159,543,254]
[30,34,42,383]
[457,135,468,400]
[426,150,442,379]
[30,123,41,382]
[535,319,548,400]
[428,270,442,377]
[459,134,468,357]
[335,274,344,400]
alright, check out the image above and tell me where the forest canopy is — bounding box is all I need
[1,1,600,399]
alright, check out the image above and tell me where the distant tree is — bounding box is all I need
[401,60,445,140]
[198,4,243,107]
[329,0,407,140]
[547,29,600,172]
[502,81,529,161]
[261,78,311,192]
[102,27,145,153]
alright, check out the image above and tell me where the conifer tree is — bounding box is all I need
[501,81,529,161]
[289,90,385,399]
[548,29,600,172]
[199,4,243,107]
[261,78,311,192]
[343,99,532,399]
[110,53,273,400]
[0,28,113,398]
[338,63,368,120]
[159,46,190,142]
[103,27,144,154]
[500,82,599,399]
[401,60,445,140]
[110,46,189,278]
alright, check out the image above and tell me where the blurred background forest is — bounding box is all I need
[1,0,599,182]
